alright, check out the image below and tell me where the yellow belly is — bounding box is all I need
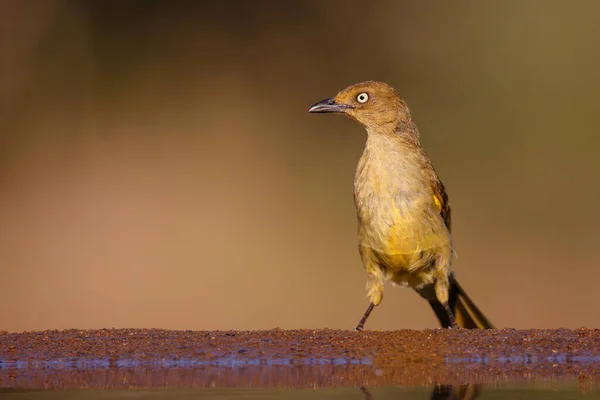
[372,247,439,289]
[362,203,451,257]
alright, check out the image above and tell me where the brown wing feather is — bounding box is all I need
[430,171,451,233]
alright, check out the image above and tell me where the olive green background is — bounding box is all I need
[1,1,599,332]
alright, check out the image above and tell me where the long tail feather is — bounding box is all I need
[429,273,494,329]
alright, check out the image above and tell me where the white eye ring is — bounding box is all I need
[356,92,369,104]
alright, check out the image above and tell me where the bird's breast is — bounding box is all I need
[354,152,449,257]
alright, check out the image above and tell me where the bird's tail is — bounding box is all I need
[429,273,494,329]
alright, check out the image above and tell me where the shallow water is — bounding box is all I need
[1,384,598,399]
[2,329,599,398]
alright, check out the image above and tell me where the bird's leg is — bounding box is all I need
[442,301,458,329]
[355,302,374,331]
[355,255,385,331]
[434,259,458,328]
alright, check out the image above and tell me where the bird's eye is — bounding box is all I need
[356,92,369,104]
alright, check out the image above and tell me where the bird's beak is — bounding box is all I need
[308,98,353,113]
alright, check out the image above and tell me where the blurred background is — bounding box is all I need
[1,0,599,332]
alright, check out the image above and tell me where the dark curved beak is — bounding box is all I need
[308,98,353,113]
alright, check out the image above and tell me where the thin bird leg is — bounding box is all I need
[442,302,459,328]
[355,302,375,331]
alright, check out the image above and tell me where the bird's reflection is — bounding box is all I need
[360,383,482,400]
[360,386,375,400]
[429,384,482,400]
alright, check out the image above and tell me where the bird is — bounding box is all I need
[308,81,494,331]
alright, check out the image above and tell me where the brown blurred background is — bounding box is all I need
[1,0,599,332]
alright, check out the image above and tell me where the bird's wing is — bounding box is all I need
[430,173,452,233]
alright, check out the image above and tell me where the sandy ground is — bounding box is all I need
[1,328,599,389]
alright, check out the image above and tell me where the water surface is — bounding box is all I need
[1,384,598,399]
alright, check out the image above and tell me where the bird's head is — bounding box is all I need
[308,81,411,133]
